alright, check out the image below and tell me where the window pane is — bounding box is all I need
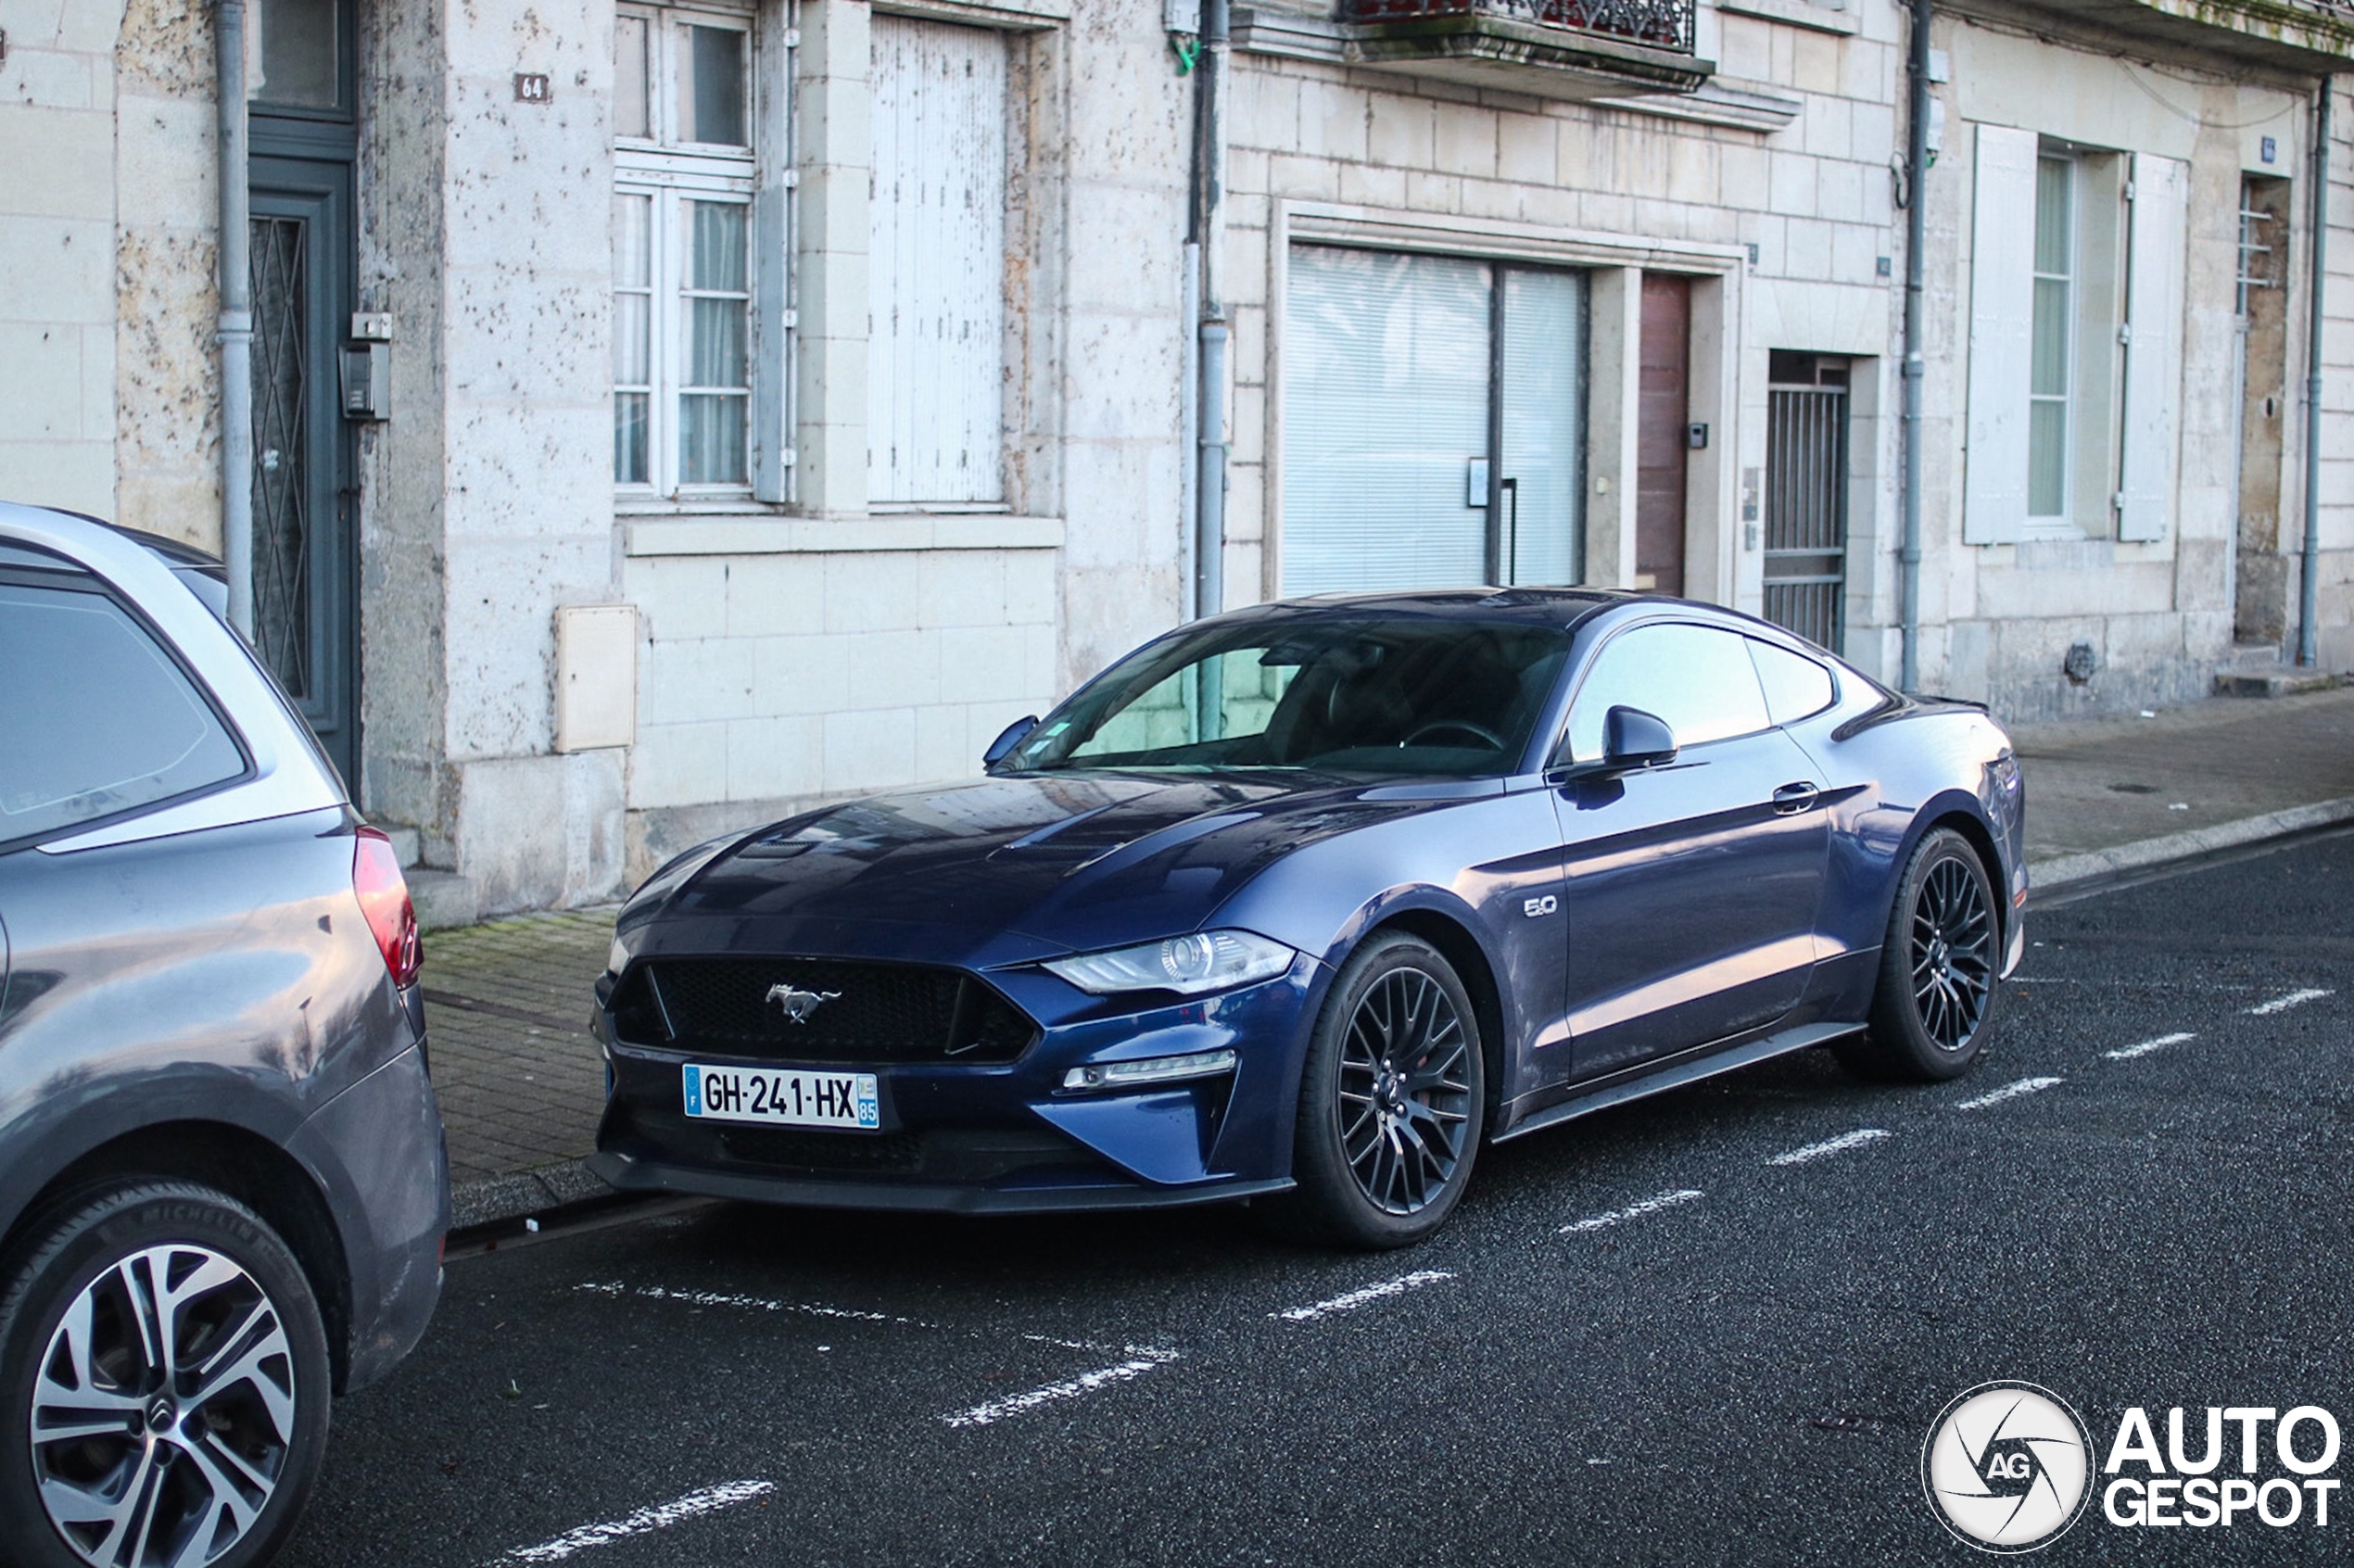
[681,25,746,145]
[253,0,339,110]
[1283,246,1492,595]
[615,395,650,485]
[614,294,650,386]
[687,201,745,293]
[686,297,744,386]
[1747,639,1836,725]
[614,15,651,139]
[2028,401,2069,517]
[614,192,651,289]
[1568,625,1772,761]
[0,583,246,844]
[678,395,746,484]
[2033,158,2072,278]
[1500,267,1588,587]
[2031,277,2070,398]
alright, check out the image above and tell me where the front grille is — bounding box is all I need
[612,957,1038,1065]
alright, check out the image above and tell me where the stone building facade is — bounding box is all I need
[2,0,2350,917]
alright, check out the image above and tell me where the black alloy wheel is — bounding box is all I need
[1910,855,1993,1049]
[1264,932,1487,1248]
[0,1183,332,1568]
[1839,827,2004,1082]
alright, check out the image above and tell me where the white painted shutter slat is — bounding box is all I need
[2120,152,2188,543]
[1963,124,2040,545]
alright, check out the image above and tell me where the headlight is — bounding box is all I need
[1043,930,1296,996]
[607,936,630,977]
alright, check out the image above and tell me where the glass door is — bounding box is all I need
[1283,245,1588,597]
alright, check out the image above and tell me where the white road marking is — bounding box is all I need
[1560,1189,1703,1235]
[2104,1031,2196,1061]
[941,1350,1180,1429]
[1956,1076,2064,1110]
[576,1281,933,1328]
[491,1480,774,1563]
[1271,1270,1455,1323]
[1766,1129,1891,1167]
[2247,988,2333,1016]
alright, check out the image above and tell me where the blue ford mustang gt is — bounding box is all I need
[588,590,2025,1246]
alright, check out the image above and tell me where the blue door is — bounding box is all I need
[1551,622,1830,1080]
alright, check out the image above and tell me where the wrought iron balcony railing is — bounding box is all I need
[1339,0,1698,57]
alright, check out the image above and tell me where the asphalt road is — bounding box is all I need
[280,833,2354,1567]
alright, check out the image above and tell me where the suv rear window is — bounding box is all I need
[0,581,247,846]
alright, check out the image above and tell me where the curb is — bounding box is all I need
[450,1157,611,1231]
[2029,794,2354,894]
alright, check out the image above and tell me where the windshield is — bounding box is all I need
[1008,616,1574,778]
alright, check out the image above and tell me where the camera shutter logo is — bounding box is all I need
[1922,1383,2094,1552]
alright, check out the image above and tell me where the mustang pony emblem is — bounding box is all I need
[764,983,842,1024]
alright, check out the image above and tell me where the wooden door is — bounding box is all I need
[1636,274,1691,597]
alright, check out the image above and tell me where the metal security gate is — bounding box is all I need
[1763,360,1849,653]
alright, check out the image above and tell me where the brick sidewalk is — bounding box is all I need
[422,910,613,1187]
[417,686,2354,1220]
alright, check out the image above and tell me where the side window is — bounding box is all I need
[1564,624,1772,763]
[0,582,247,847]
[1747,639,1837,727]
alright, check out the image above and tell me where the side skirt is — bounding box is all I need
[1492,1020,1863,1144]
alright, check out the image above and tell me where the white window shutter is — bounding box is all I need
[868,18,1006,507]
[2119,153,2188,543]
[1963,124,2039,545]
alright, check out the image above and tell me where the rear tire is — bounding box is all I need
[1836,827,2002,1082]
[0,1182,333,1568]
[1260,933,1486,1249]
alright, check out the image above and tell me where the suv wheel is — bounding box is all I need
[0,1182,332,1568]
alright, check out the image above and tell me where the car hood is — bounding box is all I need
[630,772,1492,964]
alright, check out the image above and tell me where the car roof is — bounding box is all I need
[1210,587,1642,632]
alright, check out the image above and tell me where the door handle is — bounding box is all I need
[1771,782,1822,815]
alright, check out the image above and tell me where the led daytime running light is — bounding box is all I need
[1061,1049,1238,1093]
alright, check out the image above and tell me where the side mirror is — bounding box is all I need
[983,714,1040,769]
[1603,706,1678,771]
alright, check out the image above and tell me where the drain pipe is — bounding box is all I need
[1898,0,1930,693]
[1195,0,1230,626]
[2299,77,2333,669]
[217,0,255,635]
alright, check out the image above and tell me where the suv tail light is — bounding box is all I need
[353,827,423,989]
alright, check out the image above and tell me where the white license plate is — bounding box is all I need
[682,1064,880,1131]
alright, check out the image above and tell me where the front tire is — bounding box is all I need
[1262,933,1487,1249]
[1837,828,2002,1082]
[0,1182,334,1568]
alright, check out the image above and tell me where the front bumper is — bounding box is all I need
[590,954,1323,1213]
[585,1148,1292,1215]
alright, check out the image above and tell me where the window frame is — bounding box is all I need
[614,1,766,503]
[0,563,257,855]
[2027,152,2078,529]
